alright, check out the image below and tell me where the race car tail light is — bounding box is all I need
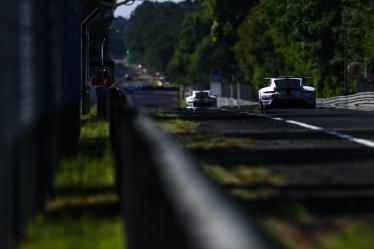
[264,88,277,94]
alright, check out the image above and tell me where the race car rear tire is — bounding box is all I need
[259,101,264,110]
[306,102,316,109]
[259,101,268,113]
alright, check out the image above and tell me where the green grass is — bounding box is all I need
[203,164,288,200]
[186,136,255,150]
[319,220,374,249]
[262,216,374,249]
[80,107,109,139]
[20,106,125,249]
[203,164,288,186]
[21,215,124,249]
[53,145,114,189]
[54,107,114,189]
[80,120,109,139]
[157,118,199,134]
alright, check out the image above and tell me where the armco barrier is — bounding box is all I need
[317,92,374,111]
[109,86,280,249]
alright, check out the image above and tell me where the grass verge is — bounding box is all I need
[186,136,255,150]
[157,118,199,134]
[262,216,374,249]
[20,106,124,249]
[21,215,124,249]
[203,164,288,186]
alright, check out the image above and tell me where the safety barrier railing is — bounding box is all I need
[317,92,374,111]
[109,86,280,249]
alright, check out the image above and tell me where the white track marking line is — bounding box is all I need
[272,117,284,121]
[283,119,374,148]
[285,120,323,131]
[238,111,374,149]
[327,130,374,148]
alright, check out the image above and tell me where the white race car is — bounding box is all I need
[259,77,316,109]
[186,90,217,109]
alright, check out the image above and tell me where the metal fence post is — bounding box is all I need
[237,82,240,109]
[81,8,99,114]
[0,1,82,247]
[0,1,18,247]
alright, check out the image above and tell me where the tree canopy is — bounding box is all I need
[122,0,200,72]
[120,0,374,95]
[234,0,374,96]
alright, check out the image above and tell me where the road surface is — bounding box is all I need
[120,82,374,248]
[260,108,374,148]
[123,85,374,206]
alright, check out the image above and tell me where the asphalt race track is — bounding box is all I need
[124,85,374,214]
[262,108,374,145]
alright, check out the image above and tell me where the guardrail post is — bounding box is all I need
[237,82,241,109]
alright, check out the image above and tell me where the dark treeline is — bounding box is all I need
[122,0,201,72]
[110,17,128,57]
[122,0,374,96]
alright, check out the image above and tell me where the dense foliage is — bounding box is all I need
[122,0,374,96]
[235,0,374,96]
[122,0,200,72]
[110,17,128,57]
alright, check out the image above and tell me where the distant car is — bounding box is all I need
[186,90,217,109]
[259,77,316,109]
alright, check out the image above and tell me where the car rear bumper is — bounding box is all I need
[186,98,217,108]
[193,100,216,107]
[271,98,309,107]
[262,97,315,107]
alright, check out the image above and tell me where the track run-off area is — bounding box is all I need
[122,83,374,249]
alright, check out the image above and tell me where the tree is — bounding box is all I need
[203,0,257,78]
[123,0,200,72]
[235,0,354,96]
[167,10,212,85]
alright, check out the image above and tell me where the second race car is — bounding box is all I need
[186,90,217,109]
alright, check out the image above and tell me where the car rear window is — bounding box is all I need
[196,92,209,98]
[275,79,301,88]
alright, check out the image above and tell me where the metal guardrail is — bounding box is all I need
[211,81,374,111]
[109,86,280,249]
[317,92,374,111]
